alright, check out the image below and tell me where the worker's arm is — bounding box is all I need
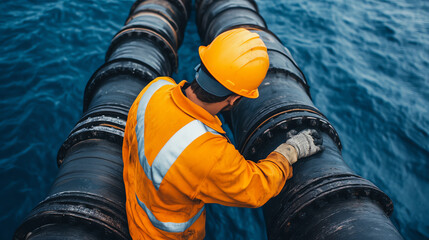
[194,129,323,208]
[194,140,291,208]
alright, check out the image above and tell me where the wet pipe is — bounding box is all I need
[196,0,403,239]
[14,0,191,239]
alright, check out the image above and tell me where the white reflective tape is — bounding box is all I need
[136,194,205,233]
[136,80,173,183]
[152,120,219,189]
[134,80,218,233]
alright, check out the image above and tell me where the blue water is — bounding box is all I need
[1,0,428,239]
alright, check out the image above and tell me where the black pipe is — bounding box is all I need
[15,140,129,240]
[197,0,266,46]
[14,0,190,239]
[196,1,403,239]
[128,0,191,44]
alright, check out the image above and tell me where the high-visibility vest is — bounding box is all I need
[123,77,293,239]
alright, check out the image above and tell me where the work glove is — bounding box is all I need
[274,129,323,165]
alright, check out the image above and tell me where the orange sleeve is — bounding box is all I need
[194,137,293,208]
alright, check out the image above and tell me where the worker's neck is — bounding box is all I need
[185,87,225,116]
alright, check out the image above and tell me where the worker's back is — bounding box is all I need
[123,77,226,239]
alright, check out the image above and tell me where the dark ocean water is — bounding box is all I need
[1,0,428,239]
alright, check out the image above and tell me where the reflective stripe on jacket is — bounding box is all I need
[123,77,293,239]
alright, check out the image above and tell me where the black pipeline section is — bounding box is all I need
[14,0,190,239]
[196,1,403,239]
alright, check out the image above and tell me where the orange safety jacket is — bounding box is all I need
[122,77,293,239]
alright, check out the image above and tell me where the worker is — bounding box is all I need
[122,28,323,239]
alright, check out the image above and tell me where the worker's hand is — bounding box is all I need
[274,129,323,165]
[286,129,323,159]
[274,143,298,165]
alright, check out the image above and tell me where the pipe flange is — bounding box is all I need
[271,178,393,239]
[83,59,157,112]
[71,115,126,135]
[128,0,189,29]
[82,104,130,122]
[278,174,393,217]
[57,126,124,166]
[126,9,180,43]
[267,53,309,95]
[238,105,330,150]
[15,191,129,240]
[242,112,342,158]
[124,14,179,50]
[106,27,177,71]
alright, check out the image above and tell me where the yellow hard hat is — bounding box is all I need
[198,28,269,98]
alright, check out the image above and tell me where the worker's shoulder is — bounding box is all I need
[133,76,176,98]
[195,128,231,151]
[151,76,176,85]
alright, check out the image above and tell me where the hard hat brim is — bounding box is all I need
[195,63,234,97]
[198,45,206,58]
